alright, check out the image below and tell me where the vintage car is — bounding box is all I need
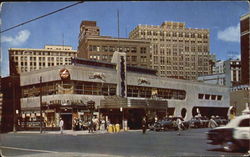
[189,116,209,128]
[189,117,202,128]
[207,114,250,152]
[213,116,229,126]
[199,116,209,128]
[154,117,189,131]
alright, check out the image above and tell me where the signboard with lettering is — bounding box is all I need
[59,68,70,80]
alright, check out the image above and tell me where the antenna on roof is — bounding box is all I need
[62,33,64,50]
[117,9,120,51]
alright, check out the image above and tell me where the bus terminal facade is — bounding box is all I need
[19,53,230,130]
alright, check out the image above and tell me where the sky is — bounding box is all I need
[0,1,249,77]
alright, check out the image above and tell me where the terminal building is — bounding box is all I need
[17,52,230,130]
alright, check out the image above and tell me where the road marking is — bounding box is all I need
[0,146,59,153]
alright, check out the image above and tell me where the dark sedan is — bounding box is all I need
[189,116,209,128]
[154,117,189,131]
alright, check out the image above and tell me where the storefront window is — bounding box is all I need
[83,82,92,95]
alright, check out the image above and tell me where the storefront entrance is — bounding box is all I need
[61,113,72,130]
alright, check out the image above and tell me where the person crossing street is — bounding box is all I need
[142,117,147,134]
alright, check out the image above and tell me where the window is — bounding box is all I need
[140,47,146,54]
[211,95,216,100]
[217,95,222,101]
[140,56,147,63]
[205,94,210,100]
[103,46,108,52]
[131,47,137,53]
[131,56,137,62]
[239,119,250,127]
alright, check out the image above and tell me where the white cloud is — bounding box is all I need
[217,23,240,43]
[229,54,241,60]
[1,30,31,46]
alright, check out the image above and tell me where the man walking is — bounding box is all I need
[142,117,147,134]
[176,118,184,135]
[59,118,64,134]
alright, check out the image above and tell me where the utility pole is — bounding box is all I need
[12,76,16,132]
[40,76,42,133]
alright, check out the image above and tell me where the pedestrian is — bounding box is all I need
[88,119,93,133]
[208,116,218,128]
[79,119,83,130]
[73,118,77,131]
[59,118,64,134]
[101,119,105,132]
[176,118,184,135]
[142,117,147,134]
[154,116,158,123]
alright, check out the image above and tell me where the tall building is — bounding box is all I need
[78,21,100,53]
[213,60,224,74]
[1,76,21,132]
[129,21,212,80]
[240,13,250,85]
[9,45,77,75]
[77,21,151,68]
[0,76,2,132]
[198,59,241,87]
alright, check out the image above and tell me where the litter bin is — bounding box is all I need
[108,124,113,133]
[115,124,120,132]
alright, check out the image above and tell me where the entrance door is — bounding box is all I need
[61,114,72,130]
[128,109,145,129]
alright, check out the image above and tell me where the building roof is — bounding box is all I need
[240,12,250,20]
[85,36,150,43]
[71,57,157,75]
[9,45,76,52]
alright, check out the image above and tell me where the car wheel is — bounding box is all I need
[222,141,237,152]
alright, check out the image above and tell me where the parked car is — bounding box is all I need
[189,117,202,128]
[213,116,229,126]
[207,114,250,152]
[189,116,209,128]
[153,117,189,131]
[199,116,209,128]
[153,118,173,131]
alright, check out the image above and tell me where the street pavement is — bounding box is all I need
[0,128,248,157]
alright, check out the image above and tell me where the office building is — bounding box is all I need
[77,21,151,68]
[9,45,77,75]
[129,21,212,80]
[240,13,250,85]
[198,59,241,87]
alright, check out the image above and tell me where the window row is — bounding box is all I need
[21,81,186,100]
[21,81,117,98]
[127,85,186,100]
[88,45,148,54]
[139,31,208,39]
[198,93,222,101]
[11,51,75,56]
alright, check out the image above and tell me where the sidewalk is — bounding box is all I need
[8,129,139,136]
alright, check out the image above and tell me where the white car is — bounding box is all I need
[207,114,250,152]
